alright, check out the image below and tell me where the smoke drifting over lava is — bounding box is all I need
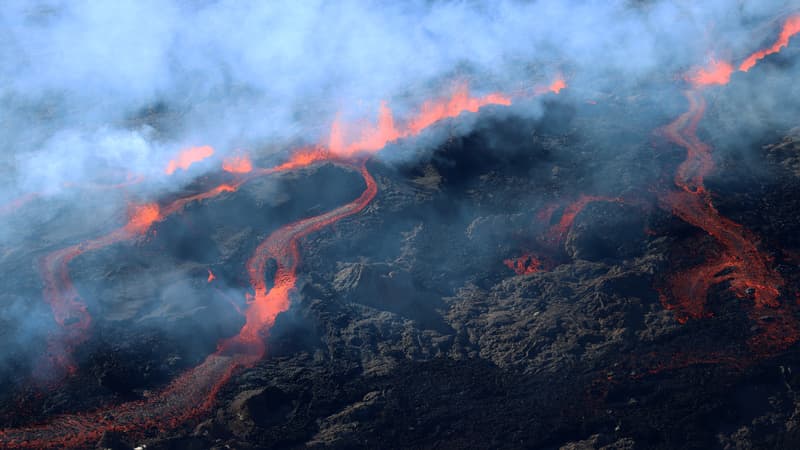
[3,0,800,448]
[1,0,795,198]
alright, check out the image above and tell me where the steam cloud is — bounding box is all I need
[1,0,794,196]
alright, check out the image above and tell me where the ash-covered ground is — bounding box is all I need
[2,55,800,448]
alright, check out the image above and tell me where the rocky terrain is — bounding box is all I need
[0,73,800,449]
[2,54,800,449]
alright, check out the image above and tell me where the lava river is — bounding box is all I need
[656,17,800,355]
[0,79,545,447]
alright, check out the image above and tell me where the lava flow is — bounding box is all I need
[533,74,567,95]
[504,253,542,275]
[37,173,259,373]
[657,86,798,353]
[685,58,734,87]
[685,14,800,88]
[740,14,800,72]
[38,202,161,373]
[222,153,254,174]
[544,195,620,244]
[1,81,528,448]
[164,145,214,175]
[0,162,376,449]
[505,195,618,275]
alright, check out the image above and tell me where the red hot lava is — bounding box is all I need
[164,145,215,175]
[1,81,528,448]
[504,195,618,275]
[686,58,734,87]
[685,14,800,88]
[545,195,619,244]
[534,75,567,95]
[504,253,542,275]
[657,83,797,353]
[222,153,254,174]
[740,14,800,72]
[37,177,256,374]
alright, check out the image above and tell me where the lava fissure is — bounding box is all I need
[4,81,521,448]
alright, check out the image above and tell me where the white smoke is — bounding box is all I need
[1,0,794,200]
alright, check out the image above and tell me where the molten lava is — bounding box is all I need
[222,154,253,174]
[686,58,734,87]
[545,195,619,244]
[658,88,798,354]
[504,253,542,275]
[406,84,511,136]
[164,145,215,175]
[534,75,567,95]
[2,81,527,448]
[328,83,512,159]
[740,15,800,71]
[125,203,161,235]
[37,180,249,373]
[503,195,618,276]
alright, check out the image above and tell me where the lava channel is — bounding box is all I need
[2,80,537,448]
[657,88,798,355]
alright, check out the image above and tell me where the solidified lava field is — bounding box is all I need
[3,3,800,449]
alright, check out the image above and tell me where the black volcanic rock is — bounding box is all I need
[7,86,800,450]
[565,202,647,262]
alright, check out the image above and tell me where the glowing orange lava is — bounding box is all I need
[534,75,567,95]
[686,59,734,87]
[740,15,800,71]
[503,195,617,276]
[406,84,512,136]
[3,81,523,448]
[504,253,542,275]
[222,154,253,174]
[658,88,797,354]
[165,146,214,175]
[545,195,619,243]
[124,203,161,235]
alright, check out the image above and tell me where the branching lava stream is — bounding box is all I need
[658,88,798,354]
[0,80,530,448]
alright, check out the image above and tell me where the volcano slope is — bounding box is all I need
[3,57,800,450]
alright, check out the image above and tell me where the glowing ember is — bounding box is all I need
[740,15,800,71]
[165,146,214,175]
